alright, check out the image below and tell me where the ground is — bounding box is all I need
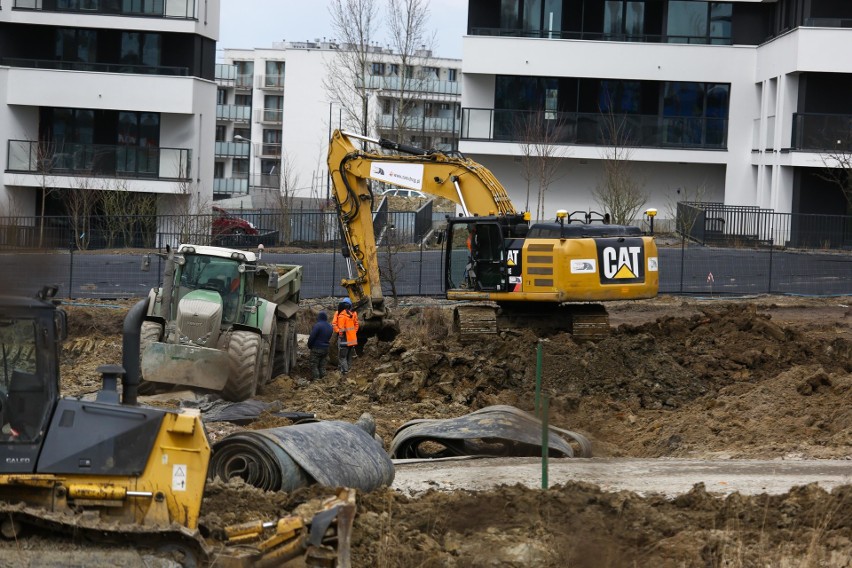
[9,295,852,566]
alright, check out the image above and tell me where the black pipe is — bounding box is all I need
[121,298,150,406]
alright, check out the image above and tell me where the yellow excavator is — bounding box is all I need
[0,287,210,561]
[327,129,659,340]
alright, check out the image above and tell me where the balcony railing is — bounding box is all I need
[215,64,236,85]
[7,140,191,180]
[1,57,188,76]
[363,75,460,95]
[12,0,196,19]
[235,75,253,89]
[803,18,852,28]
[214,141,250,157]
[469,27,732,45]
[376,114,460,134]
[216,104,251,122]
[213,178,249,195]
[256,108,283,124]
[461,108,728,150]
[258,143,282,157]
[791,113,852,151]
[258,75,285,89]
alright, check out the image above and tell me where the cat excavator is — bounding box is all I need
[327,129,659,340]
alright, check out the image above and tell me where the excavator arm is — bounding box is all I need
[327,129,518,341]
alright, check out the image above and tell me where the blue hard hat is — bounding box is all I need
[341,297,352,306]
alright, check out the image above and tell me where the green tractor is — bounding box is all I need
[140,244,302,401]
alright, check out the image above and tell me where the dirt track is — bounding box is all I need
[31,295,852,565]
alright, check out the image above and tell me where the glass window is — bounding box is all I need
[501,0,519,29]
[371,62,385,75]
[544,0,562,36]
[215,125,226,141]
[263,129,281,144]
[448,68,457,82]
[710,2,732,43]
[390,64,399,75]
[233,158,249,175]
[217,89,227,105]
[605,1,644,39]
[121,32,141,65]
[141,33,160,67]
[668,1,708,43]
[523,0,542,33]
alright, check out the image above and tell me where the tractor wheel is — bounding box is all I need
[138,321,164,396]
[273,319,295,376]
[222,330,261,402]
[257,331,277,387]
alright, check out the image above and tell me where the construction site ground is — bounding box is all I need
[4,294,851,567]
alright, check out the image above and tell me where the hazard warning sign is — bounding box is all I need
[172,464,187,492]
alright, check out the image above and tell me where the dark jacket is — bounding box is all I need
[307,311,333,351]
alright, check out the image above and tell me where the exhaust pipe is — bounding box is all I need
[122,298,150,406]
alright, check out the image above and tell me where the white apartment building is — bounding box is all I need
[215,42,462,204]
[461,0,852,232]
[0,0,219,222]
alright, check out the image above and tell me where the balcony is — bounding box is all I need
[1,57,188,76]
[256,108,283,124]
[7,140,191,180]
[258,143,281,157]
[213,178,249,195]
[235,75,253,90]
[461,108,728,150]
[216,104,251,122]
[214,141,250,158]
[12,0,196,19]
[792,113,852,151]
[376,114,460,135]
[364,75,460,96]
[258,75,285,89]
[468,27,731,45]
[215,64,236,86]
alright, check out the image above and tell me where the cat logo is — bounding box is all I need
[596,238,645,284]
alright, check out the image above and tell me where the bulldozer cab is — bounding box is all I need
[177,254,249,324]
[445,219,508,292]
[0,296,62,469]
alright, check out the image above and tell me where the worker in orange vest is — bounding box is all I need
[332,297,359,374]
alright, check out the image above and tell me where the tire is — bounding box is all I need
[138,321,164,396]
[222,330,261,402]
[257,331,276,387]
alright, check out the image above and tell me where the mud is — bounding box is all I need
[25,295,852,565]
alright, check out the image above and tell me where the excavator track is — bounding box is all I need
[453,303,610,339]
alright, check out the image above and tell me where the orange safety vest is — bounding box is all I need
[332,309,359,346]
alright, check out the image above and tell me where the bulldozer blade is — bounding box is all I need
[141,342,232,390]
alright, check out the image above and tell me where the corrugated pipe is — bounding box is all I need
[121,298,149,406]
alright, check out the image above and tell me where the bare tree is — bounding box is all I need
[378,225,403,307]
[325,0,381,136]
[33,140,62,248]
[817,136,852,214]
[99,179,133,248]
[593,106,647,225]
[64,176,102,251]
[386,0,436,144]
[273,153,300,244]
[516,110,569,220]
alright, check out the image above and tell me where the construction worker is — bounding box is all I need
[306,311,333,381]
[332,298,359,374]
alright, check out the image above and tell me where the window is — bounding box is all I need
[233,159,249,175]
[604,1,644,39]
[371,62,385,75]
[214,162,224,178]
[263,129,282,144]
[390,63,400,75]
[448,68,458,82]
[382,99,392,114]
[424,67,440,78]
[235,94,252,106]
[234,128,250,140]
[667,2,732,44]
[55,28,97,63]
[265,60,285,87]
[215,125,226,141]
[120,32,161,67]
[217,89,227,105]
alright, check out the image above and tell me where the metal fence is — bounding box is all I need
[678,202,852,250]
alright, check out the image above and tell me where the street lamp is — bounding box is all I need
[233,135,253,194]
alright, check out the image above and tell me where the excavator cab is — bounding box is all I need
[445,216,528,293]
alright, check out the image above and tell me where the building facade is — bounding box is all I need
[215,42,462,204]
[0,0,219,220]
[461,0,852,225]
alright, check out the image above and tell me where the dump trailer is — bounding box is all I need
[0,287,211,561]
[140,244,303,401]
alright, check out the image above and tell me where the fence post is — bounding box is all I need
[68,239,74,300]
[767,232,774,294]
[680,238,685,293]
[418,238,424,296]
